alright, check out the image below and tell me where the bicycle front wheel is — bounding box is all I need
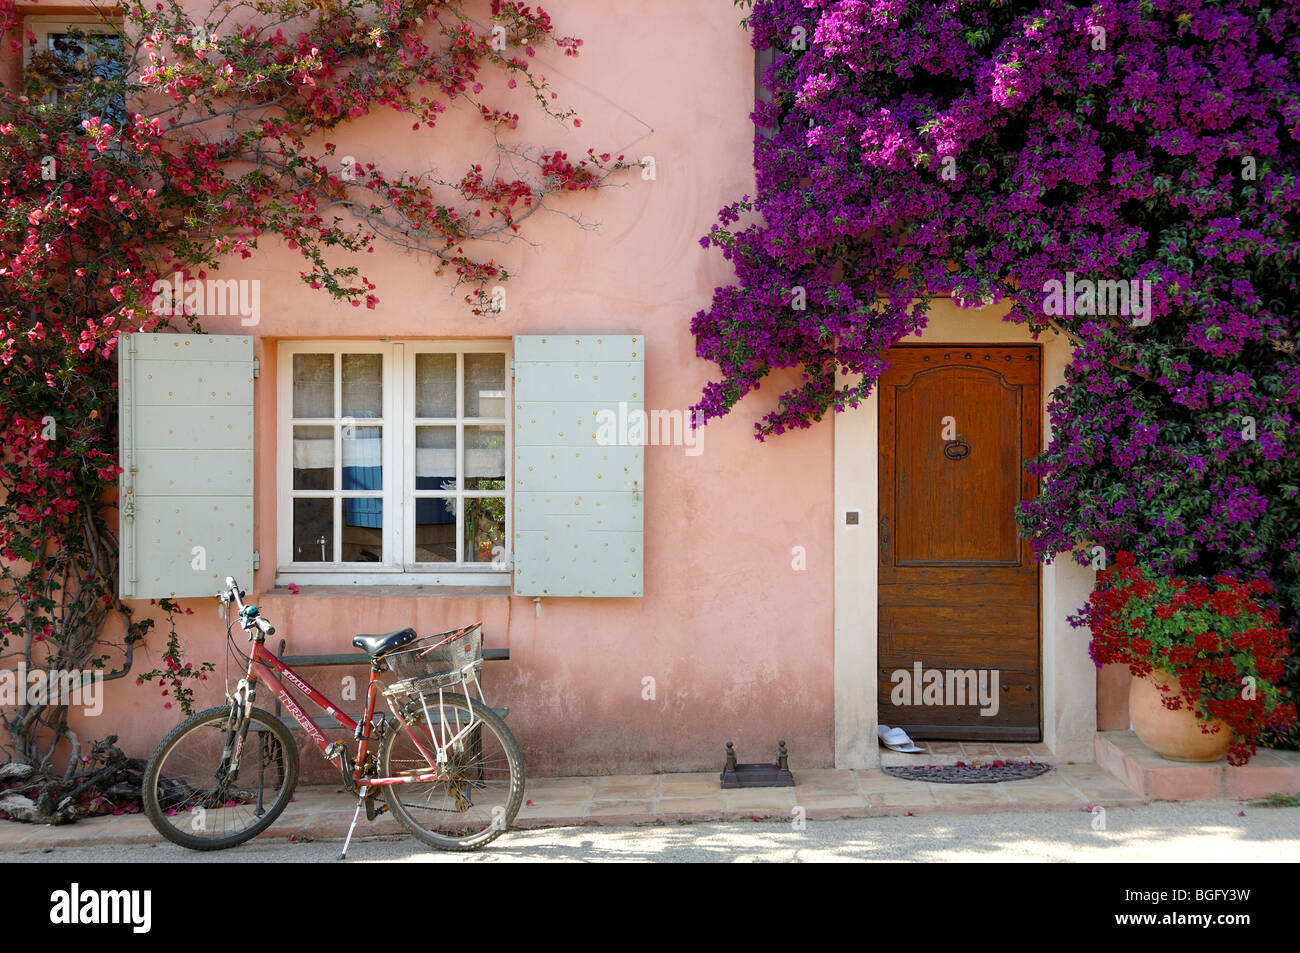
[142,705,299,851]
[379,693,524,851]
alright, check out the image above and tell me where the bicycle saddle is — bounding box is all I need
[352,627,418,657]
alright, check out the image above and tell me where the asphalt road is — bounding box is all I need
[3,801,1297,863]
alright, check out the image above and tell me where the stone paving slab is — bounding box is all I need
[658,795,725,816]
[1000,783,1082,805]
[799,794,873,816]
[525,777,597,799]
[865,789,939,807]
[931,783,1012,806]
[658,773,720,798]
[855,772,934,795]
[994,744,1034,760]
[593,775,661,800]
[0,761,1185,851]
[724,787,798,812]
[793,769,862,795]
[515,801,589,826]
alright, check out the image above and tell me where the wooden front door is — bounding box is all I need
[877,346,1041,740]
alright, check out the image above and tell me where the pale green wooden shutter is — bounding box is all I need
[512,335,643,597]
[118,333,255,599]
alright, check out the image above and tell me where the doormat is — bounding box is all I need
[883,761,1050,784]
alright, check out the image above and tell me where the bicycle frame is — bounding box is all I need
[242,639,474,788]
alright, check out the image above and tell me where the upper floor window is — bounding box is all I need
[23,16,126,128]
[277,341,510,585]
[117,332,643,600]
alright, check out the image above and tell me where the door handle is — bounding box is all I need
[879,514,890,558]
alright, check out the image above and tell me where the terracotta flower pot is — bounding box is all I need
[1129,668,1230,762]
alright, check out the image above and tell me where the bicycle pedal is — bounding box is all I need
[364,798,387,822]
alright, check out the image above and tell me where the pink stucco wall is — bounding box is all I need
[52,1,838,776]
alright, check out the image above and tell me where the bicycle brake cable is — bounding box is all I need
[223,617,233,701]
[224,617,251,700]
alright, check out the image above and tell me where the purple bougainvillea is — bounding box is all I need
[697,1,1300,742]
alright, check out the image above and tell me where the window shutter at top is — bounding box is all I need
[118,333,255,599]
[512,334,644,597]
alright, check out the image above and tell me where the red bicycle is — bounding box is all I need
[142,577,524,857]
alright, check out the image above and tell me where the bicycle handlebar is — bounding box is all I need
[222,576,245,610]
[220,576,274,635]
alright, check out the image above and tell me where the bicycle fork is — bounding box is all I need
[218,679,255,789]
[221,677,281,818]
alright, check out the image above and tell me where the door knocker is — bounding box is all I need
[944,437,971,461]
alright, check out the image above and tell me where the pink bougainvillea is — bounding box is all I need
[0,0,627,776]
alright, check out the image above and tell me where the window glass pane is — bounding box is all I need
[284,347,511,569]
[292,425,333,490]
[342,499,383,561]
[464,497,505,564]
[42,31,125,127]
[48,32,89,62]
[464,353,506,417]
[293,498,333,562]
[415,353,456,418]
[414,499,457,563]
[342,425,382,491]
[414,425,456,563]
[293,353,334,418]
[465,426,505,490]
[342,353,382,418]
[415,426,457,487]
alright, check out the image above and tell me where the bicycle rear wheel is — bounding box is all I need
[143,705,299,851]
[379,693,524,851]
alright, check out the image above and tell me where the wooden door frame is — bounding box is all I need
[831,306,1098,769]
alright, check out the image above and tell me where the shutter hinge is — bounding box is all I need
[252,358,260,379]
[509,358,515,376]
[252,550,260,570]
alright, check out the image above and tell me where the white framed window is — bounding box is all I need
[23,16,126,128]
[276,341,511,587]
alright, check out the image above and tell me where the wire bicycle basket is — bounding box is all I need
[382,622,484,700]
[382,623,488,768]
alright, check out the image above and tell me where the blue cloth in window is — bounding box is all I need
[343,466,382,527]
[415,477,455,525]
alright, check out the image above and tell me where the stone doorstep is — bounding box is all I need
[1095,731,1300,801]
[878,741,1054,768]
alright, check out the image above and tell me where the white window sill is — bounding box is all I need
[264,582,511,599]
[275,570,510,589]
